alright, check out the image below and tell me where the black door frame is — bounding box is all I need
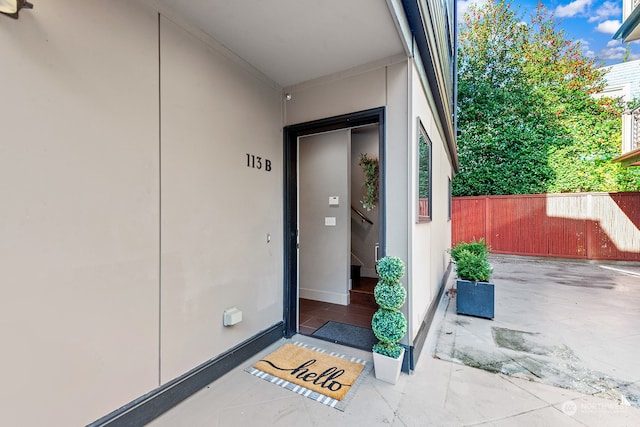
[283,107,386,338]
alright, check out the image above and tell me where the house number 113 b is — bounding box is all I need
[246,153,271,171]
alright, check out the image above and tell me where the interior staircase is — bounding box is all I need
[350,265,377,308]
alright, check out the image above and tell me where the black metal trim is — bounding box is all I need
[88,322,284,427]
[401,0,458,171]
[409,263,452,369]
[283,107,386,338]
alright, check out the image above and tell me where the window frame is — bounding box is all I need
[416,119,432,223]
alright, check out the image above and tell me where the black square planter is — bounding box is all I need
[456,279,494,319]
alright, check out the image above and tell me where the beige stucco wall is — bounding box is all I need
[0,1,160,425]
[409,61,453,339]
[0,1,283,425]
[159,16,283,383]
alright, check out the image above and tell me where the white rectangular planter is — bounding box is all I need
[373,348,405,384]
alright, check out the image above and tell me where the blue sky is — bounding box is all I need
[457,0,634,66]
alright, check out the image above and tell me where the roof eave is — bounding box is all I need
[613,6,640,42]
[613,147,640,167]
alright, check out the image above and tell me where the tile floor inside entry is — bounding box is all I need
[298,299,376,335]
[298,275,378,335]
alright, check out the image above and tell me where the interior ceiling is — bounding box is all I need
[158,0,406,88]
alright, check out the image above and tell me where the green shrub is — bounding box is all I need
[449,238,489,263]
[372,256,407,359]
[455,249,492,282]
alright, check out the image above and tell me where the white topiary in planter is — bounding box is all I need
[371,256,407,384]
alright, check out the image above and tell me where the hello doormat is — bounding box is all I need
[246,342,370,410]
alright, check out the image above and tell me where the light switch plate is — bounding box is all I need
[329,196,339,206]
[325,217,336,226]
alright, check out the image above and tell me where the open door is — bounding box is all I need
[298,130,351,306]
[283,107,386,339]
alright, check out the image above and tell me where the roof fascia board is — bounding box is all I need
[613,5,640,41]
[613,147,640,167]
[386,0,414,57]
[411,50,456,170]
[401,0,458,171]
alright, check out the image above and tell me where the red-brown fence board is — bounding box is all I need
[452,192,640,262]
[452,197,486,244]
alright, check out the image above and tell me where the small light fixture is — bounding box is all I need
[0,0,33,19]
[285,93,292,101]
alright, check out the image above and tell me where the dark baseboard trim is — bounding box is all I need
[409,263,452,370]
[88,322,284,427]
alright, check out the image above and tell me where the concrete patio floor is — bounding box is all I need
[148,256,640,426]
[436,256,640,408]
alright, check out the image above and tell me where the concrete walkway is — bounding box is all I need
[149,257,640,426]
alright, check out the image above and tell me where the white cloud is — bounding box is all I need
[555,0,593,18]
[457,0,487,19]
[599,46,627,60]
[587,1,621,23]
[576,38,596,58]
[595,19,622,34]
[598,40,640,61]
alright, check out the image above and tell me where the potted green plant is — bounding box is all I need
[371,256,407,384]
[359,153,379,211]
[449,238,494,319]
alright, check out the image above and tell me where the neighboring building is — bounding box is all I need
[598,60,640,166]
[599,59,640,102]
[614,0,640,166]
[0,1,458,425]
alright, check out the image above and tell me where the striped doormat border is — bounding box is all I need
[245,341,371,411]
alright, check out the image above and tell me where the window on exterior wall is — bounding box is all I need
[417,121,432,223]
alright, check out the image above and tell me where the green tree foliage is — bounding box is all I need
[454,0,640,196]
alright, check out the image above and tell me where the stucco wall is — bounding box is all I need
[0,2,283,425]
[0,1,159,425]
[159,16,283,383]
[409,61,453,339]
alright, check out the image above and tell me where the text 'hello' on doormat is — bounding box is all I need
[246,342,371,410]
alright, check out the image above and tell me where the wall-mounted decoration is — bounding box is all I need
[359,153,379,211]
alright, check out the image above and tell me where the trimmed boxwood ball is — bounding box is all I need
[372,309,407,344]
[372,342,403,359]
[375,256,405,283]
[374,282,406,310]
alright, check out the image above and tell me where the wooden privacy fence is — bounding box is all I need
[452,192,640,261]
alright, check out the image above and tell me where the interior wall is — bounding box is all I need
[159,16,284,382]
[409,61,453,339]
[0,1,160,425]
[351,126,380,277]
[298,130,351,305]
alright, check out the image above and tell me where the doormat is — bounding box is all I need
[246,342,371,411]
[312,321,377,352]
